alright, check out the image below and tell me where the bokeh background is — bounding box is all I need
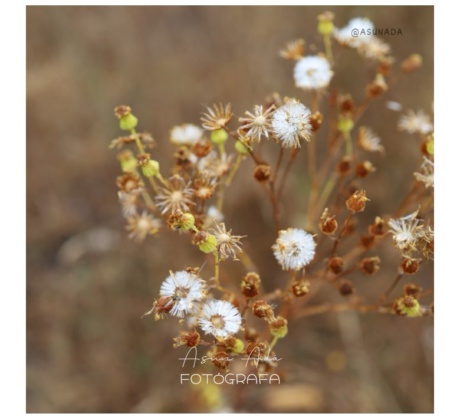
[27,6,434,413]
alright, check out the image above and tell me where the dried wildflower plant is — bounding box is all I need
[109,12,433,377]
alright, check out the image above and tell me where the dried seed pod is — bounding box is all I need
[212,351,230,370]
[360,256,381,275]
[339,279,355,296]
[328,256,345,275]
[400,257,420,275]
[403,283,422,299]
[369,217,386,237]
[319,208,338,235]
[401,53,422,74]
[173,331,201,348]
[241,272,261,298]
[355,161,376,178]
[291,278,310,297]
[252,300,274,320]
[310,111,323,132]
[253,164,271,182]
[346,189,369,213]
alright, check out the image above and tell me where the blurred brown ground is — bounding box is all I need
[26,6,433,413]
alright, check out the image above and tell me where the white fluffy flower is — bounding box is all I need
[398,110,433,135]
[199,299,242,338]
[272,228,316,271]
[413,157,434,188]
[170,124,203,146]
[388,210,424,255]
[159,271,205,317]
[271,102,312,148]
[334,17,374,48]
[294,56,333,90]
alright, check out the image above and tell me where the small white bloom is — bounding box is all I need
[199,299,242,338]
[294,56,333,90]
[386,101,402,112]
[272,228,316,271]
[388,210,424,255]
[398,110,433,135]
[170,124,203,146]
[334,17,374,48]
[357,127,384,154]
[159,271,205,317]
[413,157,434,188]
[271,102,312,148]
[357,37,391,61]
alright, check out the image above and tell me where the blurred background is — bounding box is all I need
[27,6,433,413]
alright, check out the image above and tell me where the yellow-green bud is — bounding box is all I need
[337,116,354,134]
[141,159,160,178]
[119,113,138,131]
[426,137,434,155]
[117,151,137,173]
[235,140,249,155]
[394,296,421,317]
[210,129,228,145]
[230,338,245,354]
[269,316,288,338]
[167,211,197,232]
[199,234,217,253]
[317,12,335,35]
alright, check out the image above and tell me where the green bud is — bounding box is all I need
[235,140,249,155]
[230,338,245,354]
[210,129,228,145]
[141,159,160,178]
[269,316,288,338]
[318,20,334,36]
[198,234,217,254]
[426,138,434,155]
[180,213,196,231]
[337,116,354,134]
[119,113,138,131]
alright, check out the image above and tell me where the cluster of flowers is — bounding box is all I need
[109,12,434,372]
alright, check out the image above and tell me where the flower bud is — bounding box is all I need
[241,272,261,298]
[141,159,160,178]
[167,210,196,232]
[339,94,355,115]
[117,150,137,173]
[210,128,228,145]
[193,231,217,254]
[346,189,369,213]
[235,139,250,155]
[269,316,288,338]
[116,173,143,192]
[317,11,335,36]
[337,115,354,134]
[222,337,245,354]
[252,300,274,320]
[393,296,421,317]
[114,105,138,131]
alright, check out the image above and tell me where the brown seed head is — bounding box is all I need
[173,331,201,348]
[366,74,388,98]
[192,138,213,158]
[339,279,355,296]
[337,156,353,176]
[403,283,422,299]
[241,272,261,298]
[212,351,230,370]
[355,161,376,178]
[369,216,387,237]
[346,189,369,213]
[116,173,143,193]
[339,94,355,115]
[310,111,323,132]
[253,164,271,182]
[114,105,132,119]
[252,300,274,320]
[328,256,345,275]
[136,153,151,167]
[291,278,310,297]
[319,208,338,235]
[360,256,381,275]
[400,257,420,275]
[361,235,375,249]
